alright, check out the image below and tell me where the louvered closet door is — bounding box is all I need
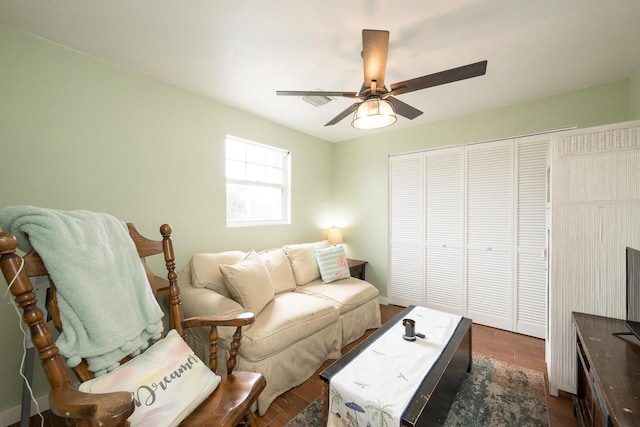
[515,135,549,339]
[466,140,514,330]
[424,147,465,315]
[388,153,424,306]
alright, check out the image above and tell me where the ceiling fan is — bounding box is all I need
[276,29,487,129]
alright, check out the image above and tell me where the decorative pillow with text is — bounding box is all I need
[79,330,220,427]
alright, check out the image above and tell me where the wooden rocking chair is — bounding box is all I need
[0,223,266,426]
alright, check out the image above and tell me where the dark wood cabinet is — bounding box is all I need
[572,312,640,427]
[347,259,367,280]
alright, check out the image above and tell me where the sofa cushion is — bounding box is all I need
[220,250,274,316]
[315,244,351,283]
[283,240,330,285]
[79,330,220,427]
[191,251,245,298]
[297,277,379,315]
[259,248,297,294]
[239,292,339,361]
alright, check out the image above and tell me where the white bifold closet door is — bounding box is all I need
[465,140,514,330]
[388,135,549,338]
[388,153,424,307]
[424,147,465,315]
[515,135,549,339]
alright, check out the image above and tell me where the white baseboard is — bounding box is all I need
[378,296,388,305]
[1,395,49,427]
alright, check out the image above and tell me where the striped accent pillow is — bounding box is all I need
[315,244,351,283]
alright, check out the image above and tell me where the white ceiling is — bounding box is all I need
[2,0,640,142]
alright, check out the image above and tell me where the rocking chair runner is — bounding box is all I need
[0,223,266,426]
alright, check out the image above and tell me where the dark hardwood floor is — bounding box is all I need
[13,304,577,427]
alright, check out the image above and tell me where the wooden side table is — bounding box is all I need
[347,259,367,280]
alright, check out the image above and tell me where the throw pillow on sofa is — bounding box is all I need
[283,240,330,285]
[315,244,351,283]
[190,251,246,298]
[79,329,221,427]
[220,249,275,315]
[259,248,297,294]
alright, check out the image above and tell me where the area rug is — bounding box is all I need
[284,354,549,427]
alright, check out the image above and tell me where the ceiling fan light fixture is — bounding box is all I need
[351,97,397,130]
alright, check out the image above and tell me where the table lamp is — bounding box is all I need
[327,228,343,245]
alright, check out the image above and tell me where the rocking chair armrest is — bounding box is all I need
[181,312,255,375]
[181,311,255,329]
[50,383,134,427]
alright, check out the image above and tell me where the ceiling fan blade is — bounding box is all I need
[386,96,423,120]
[324,102,360,126]
[276,90,359,98]
[388,60,488,97]
[362,29,389,91]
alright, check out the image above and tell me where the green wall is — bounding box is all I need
[1,21,638,418]
[0,24,334,413]
[631,69,640,119]
[332,79,632,301]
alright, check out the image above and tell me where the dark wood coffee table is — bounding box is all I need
[320,305,472,427]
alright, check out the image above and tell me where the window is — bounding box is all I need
[225,135,291,227]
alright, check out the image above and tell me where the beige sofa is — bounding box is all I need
[178,240,381,416]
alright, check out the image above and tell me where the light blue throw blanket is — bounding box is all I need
[0,206,164,376]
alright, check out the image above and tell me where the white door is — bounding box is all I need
[466,140,514,331]
[515,134,549,338]
[388,153,424,307]
[424,146,465,315]
[388,134,549,339]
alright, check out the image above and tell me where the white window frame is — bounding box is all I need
[225,135,291,227]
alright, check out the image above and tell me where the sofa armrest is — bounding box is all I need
[178,268,246,350]
[178,268,244,318]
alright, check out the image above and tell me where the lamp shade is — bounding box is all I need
[327,228,343,244]
[352,97,397,129]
